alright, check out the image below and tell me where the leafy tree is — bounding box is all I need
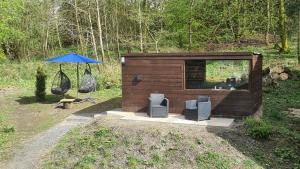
[0,0,25,60]
[279,0,289,52]
[0,0,298,60]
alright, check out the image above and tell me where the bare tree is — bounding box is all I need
[115,2,121,58]
[297,8,300,65]
[188,0,195,50]
[96,0,105,61]
[56,19,62,48]
[103,2,110,57]
[265,0,270,45]
[87,2,100,65]
[138,0,143,52]
[74,0,84,53]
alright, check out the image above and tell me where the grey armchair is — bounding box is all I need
[197,96,211,120]
[148,93,169,118]
[184,96,211,121]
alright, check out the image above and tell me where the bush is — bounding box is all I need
[35,65,47,102]
[96,62,121,89]
[244,117,272,139]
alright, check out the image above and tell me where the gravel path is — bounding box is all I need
[3,114,96,169]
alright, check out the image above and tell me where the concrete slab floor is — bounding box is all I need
[95,108,234,127]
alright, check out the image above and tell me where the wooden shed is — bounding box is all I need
[121,52,262,117]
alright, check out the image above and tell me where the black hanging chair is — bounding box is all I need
[78,63,96,93]
[51,64,71,95]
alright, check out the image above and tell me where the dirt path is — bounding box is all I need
[3,114,97,169]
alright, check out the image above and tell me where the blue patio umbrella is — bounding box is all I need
[47,53,101,63]
[47,53,101,98]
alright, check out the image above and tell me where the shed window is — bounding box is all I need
[185,60,250,90]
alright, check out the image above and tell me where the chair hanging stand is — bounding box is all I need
[75,62,81,102]
[46,53,102,103]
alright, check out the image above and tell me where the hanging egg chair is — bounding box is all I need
[78,63,96,93]
[51,64,71,95]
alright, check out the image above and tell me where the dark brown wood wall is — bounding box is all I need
[122,54,262,117]
[250,55,263,113]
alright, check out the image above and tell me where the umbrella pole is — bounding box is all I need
[77,63,79,99]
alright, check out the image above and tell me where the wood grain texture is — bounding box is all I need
[122,53,262,117]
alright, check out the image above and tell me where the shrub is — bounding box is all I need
[35,65,47,102]
[97,62,121,89]
[244,117,272,139]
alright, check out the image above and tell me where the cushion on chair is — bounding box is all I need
[185,100,197,110]
[160,98,167,106]
[150,93,165,105]
[197,96,210,102]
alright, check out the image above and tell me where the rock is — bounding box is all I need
[272,66,284,74]
[279,73,288,80]
[262,76,271,86]
[263,75,278,87]
[283,66,292,75]
[262,75,277,87]
[262,67,270,76]
[288,108,300,118]
[270,72,280,80]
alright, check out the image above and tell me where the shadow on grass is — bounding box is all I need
[73,97,121,117]
[15,94,75,105]
[206,126,271,168]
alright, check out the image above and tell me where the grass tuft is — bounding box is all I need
[195,151,231,169]
[2,125,16,133]
[244,117,272,139]
[74,154,97,169]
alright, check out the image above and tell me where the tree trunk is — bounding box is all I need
[96,0,105,62]
[74,0,84,53]
[138,0,143,52]
[44,22,49,58]
[88,3,100,68]
[188,22,192,50]
[115,3,121,58]
[265,0,270,45]
[103,4,110,57]
[56,20,62,48]
[298,9,300,64]
[279,0,288,52]
[155,41,158,53]
[188,0,195,51]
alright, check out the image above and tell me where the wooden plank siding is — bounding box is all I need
[122,53,262,117]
